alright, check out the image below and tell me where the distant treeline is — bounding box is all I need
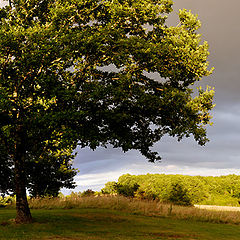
[101,174,240,206]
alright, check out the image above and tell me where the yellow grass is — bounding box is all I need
[11,195,240,225]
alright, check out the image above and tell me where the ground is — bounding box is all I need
[1,208,240,239]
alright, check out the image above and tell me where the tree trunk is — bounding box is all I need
[14,131,32,224]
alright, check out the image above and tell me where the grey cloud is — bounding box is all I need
[0,1,7,7]
[74,104,240,174]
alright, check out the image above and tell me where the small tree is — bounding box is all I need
[167,183,192,206]
[0,0,214,223]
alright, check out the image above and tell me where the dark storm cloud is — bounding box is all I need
[171,0,240,103]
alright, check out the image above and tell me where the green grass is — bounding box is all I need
[1,208,240,240]
[24,195,240,224]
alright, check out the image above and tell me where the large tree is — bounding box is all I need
[0,0,214,223]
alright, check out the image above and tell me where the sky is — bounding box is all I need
[1,0,240,193]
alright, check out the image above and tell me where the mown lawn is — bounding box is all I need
[0,208,240,240]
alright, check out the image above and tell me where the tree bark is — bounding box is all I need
[14,130,32,224]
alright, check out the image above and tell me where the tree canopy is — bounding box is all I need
[0,0,214,223]
[102,174,240,206]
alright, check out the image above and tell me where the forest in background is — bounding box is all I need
[2,173,240,207]
[101,174,240,206]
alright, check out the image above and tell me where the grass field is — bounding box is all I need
[1,196,240,240]
[1,207,240,240]
[26,195,240,224]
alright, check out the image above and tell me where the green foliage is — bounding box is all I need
[81,189,95,197]
[115,174,140,197]
[0,0,214,164]
[0,145,14,196]
[101,181,118,194]
[200,194,239,207]
[0,146,78,197]
[102,174,240,206]
[26,154,77,198]
[101,176,140,197]
[115,183,140,198]
[0,195,14,207]
[167,183,192,206]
